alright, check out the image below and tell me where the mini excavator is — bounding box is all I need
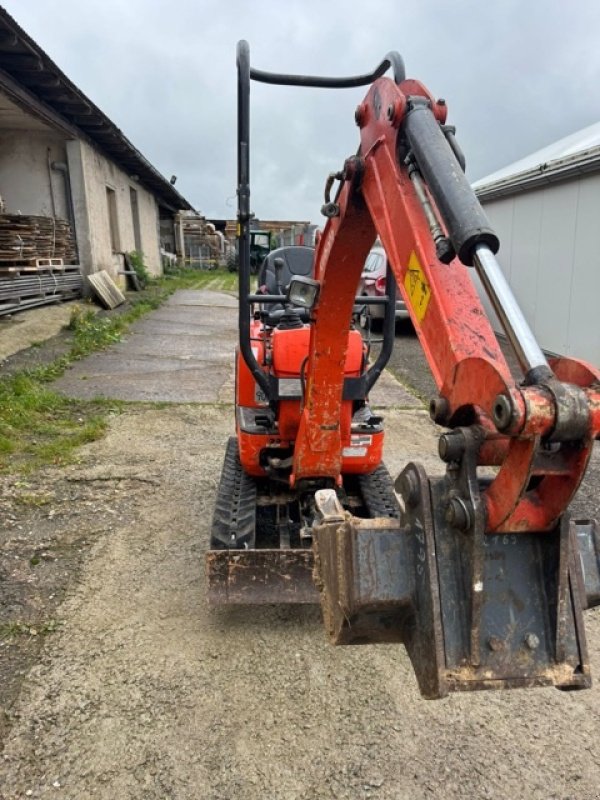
[206,41,600,699]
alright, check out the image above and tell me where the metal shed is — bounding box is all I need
[473,123,600,367]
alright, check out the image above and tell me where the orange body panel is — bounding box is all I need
[236,320,382,478]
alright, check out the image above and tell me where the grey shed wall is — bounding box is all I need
[476,172,600,367]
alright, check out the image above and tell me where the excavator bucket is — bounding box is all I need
[312,465,600,699]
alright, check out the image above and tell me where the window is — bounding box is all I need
[130,187,142,252]
[106,186,120,252]
[363,253,384,273]
[252,233,270,249]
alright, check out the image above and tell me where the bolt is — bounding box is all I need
[492,393,513,431]
[386,104,395,121]
[445,497,473,531]
[355,103,366,127]
[437,98,446,106]
[395,470,419,508]
[438,431,465,463]
[524,632,540,650]
[487,636,505,652]
[429,395,450,425]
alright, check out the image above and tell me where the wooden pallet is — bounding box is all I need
[0,262,79,275]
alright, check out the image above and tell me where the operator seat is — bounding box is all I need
[257,245,315,324]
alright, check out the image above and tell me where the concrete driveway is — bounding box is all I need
[55,289,420,409]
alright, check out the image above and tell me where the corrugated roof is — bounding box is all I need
[474,121,600,201]
[0,6,194,212]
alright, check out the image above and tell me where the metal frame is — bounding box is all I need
[236,40,403,406]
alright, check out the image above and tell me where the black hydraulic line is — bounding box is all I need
[365,263,396,394]
[250,50,405,88]
[442,126,466,172]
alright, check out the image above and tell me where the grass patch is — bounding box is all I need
[0,620,61,639]
[0,269,238,474]
[13,492,54,507]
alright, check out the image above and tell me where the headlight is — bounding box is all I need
[287,276,320,309]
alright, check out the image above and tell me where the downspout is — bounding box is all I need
[51,160,79,262]
[46,148,57,216]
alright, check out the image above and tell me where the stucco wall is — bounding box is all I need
[0,129,69,219]
[0,106,165,280]
[477,174,600,367]
[67,138,161,278]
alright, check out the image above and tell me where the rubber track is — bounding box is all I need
[210,437,257,549]
[358,463,402,520]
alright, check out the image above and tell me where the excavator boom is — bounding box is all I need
[294,73,600,532]
[207,41,600,698]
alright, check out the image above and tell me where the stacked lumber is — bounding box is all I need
[0,215,77,264]
[0,265,83,317]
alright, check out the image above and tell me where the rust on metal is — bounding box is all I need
[206,548,318,605]
[311,464,595,699]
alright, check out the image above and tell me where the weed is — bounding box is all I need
[386,366,428,406]
[14,492,53,507]
[127,251,151,288]
[0,620,61,638]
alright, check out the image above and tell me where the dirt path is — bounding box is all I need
[0,303,76,363]
[1,399,599,799]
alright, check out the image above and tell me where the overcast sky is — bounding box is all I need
[5,1,600,222]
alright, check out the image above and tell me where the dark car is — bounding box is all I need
[356,244,409,329]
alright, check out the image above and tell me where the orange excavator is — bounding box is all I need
[207,41,600,698]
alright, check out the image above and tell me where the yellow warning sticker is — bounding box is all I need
[404,251,431,322]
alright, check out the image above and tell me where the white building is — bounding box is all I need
[473,123,600,367]
[0,8,193,280]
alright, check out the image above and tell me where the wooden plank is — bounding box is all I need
[0,215,77,263]
[87,270,125,309]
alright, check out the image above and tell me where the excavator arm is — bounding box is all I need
[294,72,600,534]
[223,41,600,698]
[282,56,600,697]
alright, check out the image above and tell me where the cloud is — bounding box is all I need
[5,0,600,222]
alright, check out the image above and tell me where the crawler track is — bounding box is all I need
[210,437,256,549]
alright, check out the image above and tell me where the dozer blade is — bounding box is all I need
[206,436,402,606]
[312,464,599,699]
[207,435,319,605]
[206,548,318,605]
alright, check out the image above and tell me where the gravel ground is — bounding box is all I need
[1,294,599,799]
[0,403,599,799]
